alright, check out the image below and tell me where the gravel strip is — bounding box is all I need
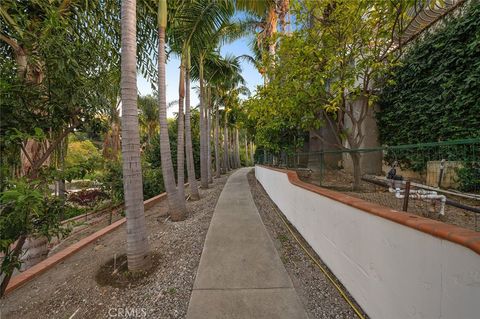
[247,169,369,319]
[1,172,230,319]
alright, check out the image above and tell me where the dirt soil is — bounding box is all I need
[0,172,230,319]
[247,170,369,319]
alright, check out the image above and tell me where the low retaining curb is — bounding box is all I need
[5,192,168,295]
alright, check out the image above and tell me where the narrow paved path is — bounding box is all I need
[186,168,308,319]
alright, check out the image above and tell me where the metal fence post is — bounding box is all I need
[403,181,411,212]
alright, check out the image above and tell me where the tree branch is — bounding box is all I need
[27,118,79,178]
[0,33,20,51]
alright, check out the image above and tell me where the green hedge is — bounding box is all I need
[377,2,480,145]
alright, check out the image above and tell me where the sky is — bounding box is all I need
[137,36,263,118]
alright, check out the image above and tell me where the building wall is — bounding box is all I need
[255,165,480,319]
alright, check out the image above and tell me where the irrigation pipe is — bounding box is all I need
[257,179,366,319]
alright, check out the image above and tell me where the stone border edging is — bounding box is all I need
[258,165,480,255]
[5,192,168,295]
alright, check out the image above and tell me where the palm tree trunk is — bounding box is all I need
[224,115,230,171]
[221,126,226,173]
[177,58,186,204]
[214,105,221,177]
[184,49,200,200]
[199,56,208,188]
[235,128,241,167]
[206,90,213,183]
[120,0,150,271]
[244,135,248,166]
[229,133,234,169]
[158,23,185,221]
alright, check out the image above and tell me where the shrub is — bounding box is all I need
[457,163,480,193]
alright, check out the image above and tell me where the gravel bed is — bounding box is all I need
[0,172,230,319]
[247,169,368,319]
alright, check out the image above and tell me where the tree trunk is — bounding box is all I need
[158,25,185,221]
[119,0,150,271]
[177,58,186,204]
[199,57,208,188]
[223,116,230,171]
[229,133,234,169]
[351,152,362,191]
[206,87,212,183]
[250,141,255,165]
[235,128,241,168]
[0,235,26,297]
[214,105,221,177]
[56,137,68,205]
[244,136,248,166]
[184,49,200,200]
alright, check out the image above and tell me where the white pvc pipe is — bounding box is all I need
[389,187,447,215]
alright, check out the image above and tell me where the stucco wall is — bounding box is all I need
[255,165,480,319]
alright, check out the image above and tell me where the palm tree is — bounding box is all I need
[181,1,236,188]
[167,0,237,190]
[120,0,150,271]
[206,86,213,183]
[184,47,200,200]
[176,54,186,203]
[157,0,185,221]
[214,100,221,177]
[204,54,245,175]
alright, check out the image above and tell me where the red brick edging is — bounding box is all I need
[5,192,168,295]
[258,165,480,255]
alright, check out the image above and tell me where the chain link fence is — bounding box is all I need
[258,139,480,231]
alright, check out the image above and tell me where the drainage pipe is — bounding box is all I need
[389,187,447,215]
[362,176,480,215]
[363,175,480,201]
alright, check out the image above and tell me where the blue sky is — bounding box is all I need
[137,35,263,118]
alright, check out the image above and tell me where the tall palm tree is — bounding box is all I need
[120,0,150,271]
[157,0,185,221]
[176,54,186,203]
[168,0,237,190]
[214,100,221,177]
[204,54,245,175]
[184,47,200,200]
[206,87,212,182]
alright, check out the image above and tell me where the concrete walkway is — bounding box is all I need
[186,168,308,319]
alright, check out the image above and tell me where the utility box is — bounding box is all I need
[426,160,462,189]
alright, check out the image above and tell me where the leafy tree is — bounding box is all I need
[0,177,68,296]
[246,0,430,189]
[65,139,102,170]
[0,0,121,179]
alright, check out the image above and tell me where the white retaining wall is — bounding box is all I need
[255,165,480,319]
